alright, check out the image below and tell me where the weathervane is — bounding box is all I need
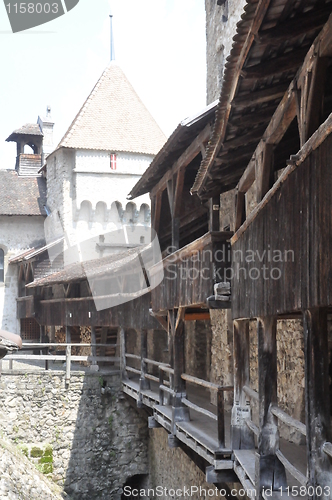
[109,13,115,61]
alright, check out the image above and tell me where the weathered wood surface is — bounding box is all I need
[33,292,159,329]
[232,320,255,449]
[257,317,287,495]
[123,377,310,488]
[150,231,232,312]
[17,295,35,319]
[303,309,332,491]
[232,131,332,319]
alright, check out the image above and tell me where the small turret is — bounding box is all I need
[6,123,43,176]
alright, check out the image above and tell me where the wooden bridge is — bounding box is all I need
[121,337,318,497]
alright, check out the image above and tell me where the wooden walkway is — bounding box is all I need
[123,377,307,493]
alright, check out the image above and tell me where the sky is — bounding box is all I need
[0,0,207,169]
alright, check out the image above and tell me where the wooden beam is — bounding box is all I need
[184,312,210,321]
[232,320,255,450]
[232,111,332,244]
[236,82,296,198]
[232,82,289,110]
[151,123,211,198]
[304,56,328,142]
[256,5,331,46]
[234,190,246,232]
[242,47,308,80]
[222,125,266,151]
[152,191,162,235]
[208,196,220,232]
[238,157,255,193]
[174,168,186,219]
[257,317,286,495]
[255,143,274,203]
[139,329,150,395]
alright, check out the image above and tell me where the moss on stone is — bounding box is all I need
[30,446,43,458]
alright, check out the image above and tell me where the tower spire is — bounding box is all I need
[109,14,115,61]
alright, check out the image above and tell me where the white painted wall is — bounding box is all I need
[45,148,152,265]
[0,215,45,333]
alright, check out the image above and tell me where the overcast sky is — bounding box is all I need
[0,0,206,169]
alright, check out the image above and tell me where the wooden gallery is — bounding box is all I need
[15,0,332,497]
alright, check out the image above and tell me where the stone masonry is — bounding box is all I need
[0,370,149,500]
[206,0,247,104]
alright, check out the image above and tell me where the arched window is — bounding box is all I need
[0,249,4,283]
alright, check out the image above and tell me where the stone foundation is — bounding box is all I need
[0,370,149,499]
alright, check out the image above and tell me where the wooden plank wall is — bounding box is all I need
[232,132,332,319]
[151,232,231,312]
[34,292,159,330]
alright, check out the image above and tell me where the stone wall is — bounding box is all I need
[0,436,66,499]
[185,320,212,381]
[205,0,247,104]
[0,370,148,500]
[210,309,233,406]
[249,319,305,444]
[148,427,224,499]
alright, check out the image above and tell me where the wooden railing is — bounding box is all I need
[243,385,307,486]
[124,348,232,450]
[181,373,232,449]
[5,343,120,384]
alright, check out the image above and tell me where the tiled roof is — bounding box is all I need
[57,62,166,155]
[0,170,46,216]
[27,245,148,287]
[129,101,218,199]
[9,237,64,263]
[6,124,43,142]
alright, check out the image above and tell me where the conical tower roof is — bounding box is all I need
[57,62,166,155]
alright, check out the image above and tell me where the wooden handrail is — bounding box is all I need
[22,343,116,348]
[276,450,307,486]
[159,365,174,375]
[125,353,141,360]
[126,366,141,375]
[323,442,332,458]
[245,418,259,437]
[181,373,233,392]
[159,384,175,396]
[6,354,120,363]
[181,397,217,421]
[143,358,169,368]
[243,385,259,401]
[270,404,306,437]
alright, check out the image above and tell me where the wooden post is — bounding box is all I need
[65,345,71,385]
[91,326,97,365]
[255,143,274,203]
[159,366,164,405]
[257,316,286,497]
[303,308,332,495]
[65,326,71,344]
[170,308,189,433]
[119,328,127,380]
[209,196,220,232]
[139,329,150,392]
[217,388,225,449]
[235,190,246,231]
[231,320,255,449]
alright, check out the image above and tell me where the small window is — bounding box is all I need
[110,153,117,171]
[0,249,4,283]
